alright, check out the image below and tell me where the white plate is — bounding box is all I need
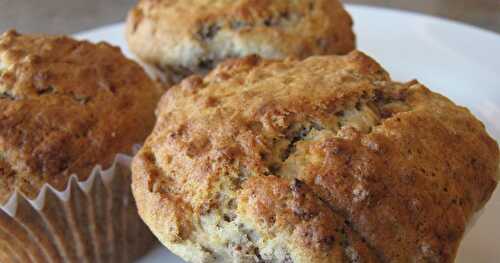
[76,5,500,263]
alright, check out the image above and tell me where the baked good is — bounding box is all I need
[0,30,160,262]
[132,51,499,262]
[125,0,355,83]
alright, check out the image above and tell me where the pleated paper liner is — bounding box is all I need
[0,152,156,263]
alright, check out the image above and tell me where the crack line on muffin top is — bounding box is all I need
[259,87,412,177]
[290,178,386,263]
[244,85,415,262]
[214,87,412,262]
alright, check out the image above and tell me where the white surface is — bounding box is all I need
[76,5,500,263]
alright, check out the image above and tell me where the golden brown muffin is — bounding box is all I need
[0,30,161,262]
[126,0,356,83]
[132,51,499,263]
[0,30,160,202]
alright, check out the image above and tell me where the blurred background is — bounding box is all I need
[0,0,499,34]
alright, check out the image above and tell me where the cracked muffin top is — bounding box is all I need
[125,0,355,82]
[132,51,499,263]
[0,31,161,203]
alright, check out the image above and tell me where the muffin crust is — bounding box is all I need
[0,30,160,203]
[132,52,499,262]
[126,0,355,81]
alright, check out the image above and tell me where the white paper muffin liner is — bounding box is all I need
[0,148,156,263]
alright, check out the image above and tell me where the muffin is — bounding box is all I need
[132,52,499,263]
[0,30,160,262]
[125,0,356,84]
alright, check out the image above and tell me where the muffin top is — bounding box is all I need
[0,31,160,203]
[126,0,355,78]
[132,51,499,262]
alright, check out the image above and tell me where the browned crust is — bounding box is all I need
[0,30,161,202]
[132,51,499,262]
[125,0,356,77]
[238,175,382,262]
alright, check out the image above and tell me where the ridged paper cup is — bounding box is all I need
[0,149,156,263]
